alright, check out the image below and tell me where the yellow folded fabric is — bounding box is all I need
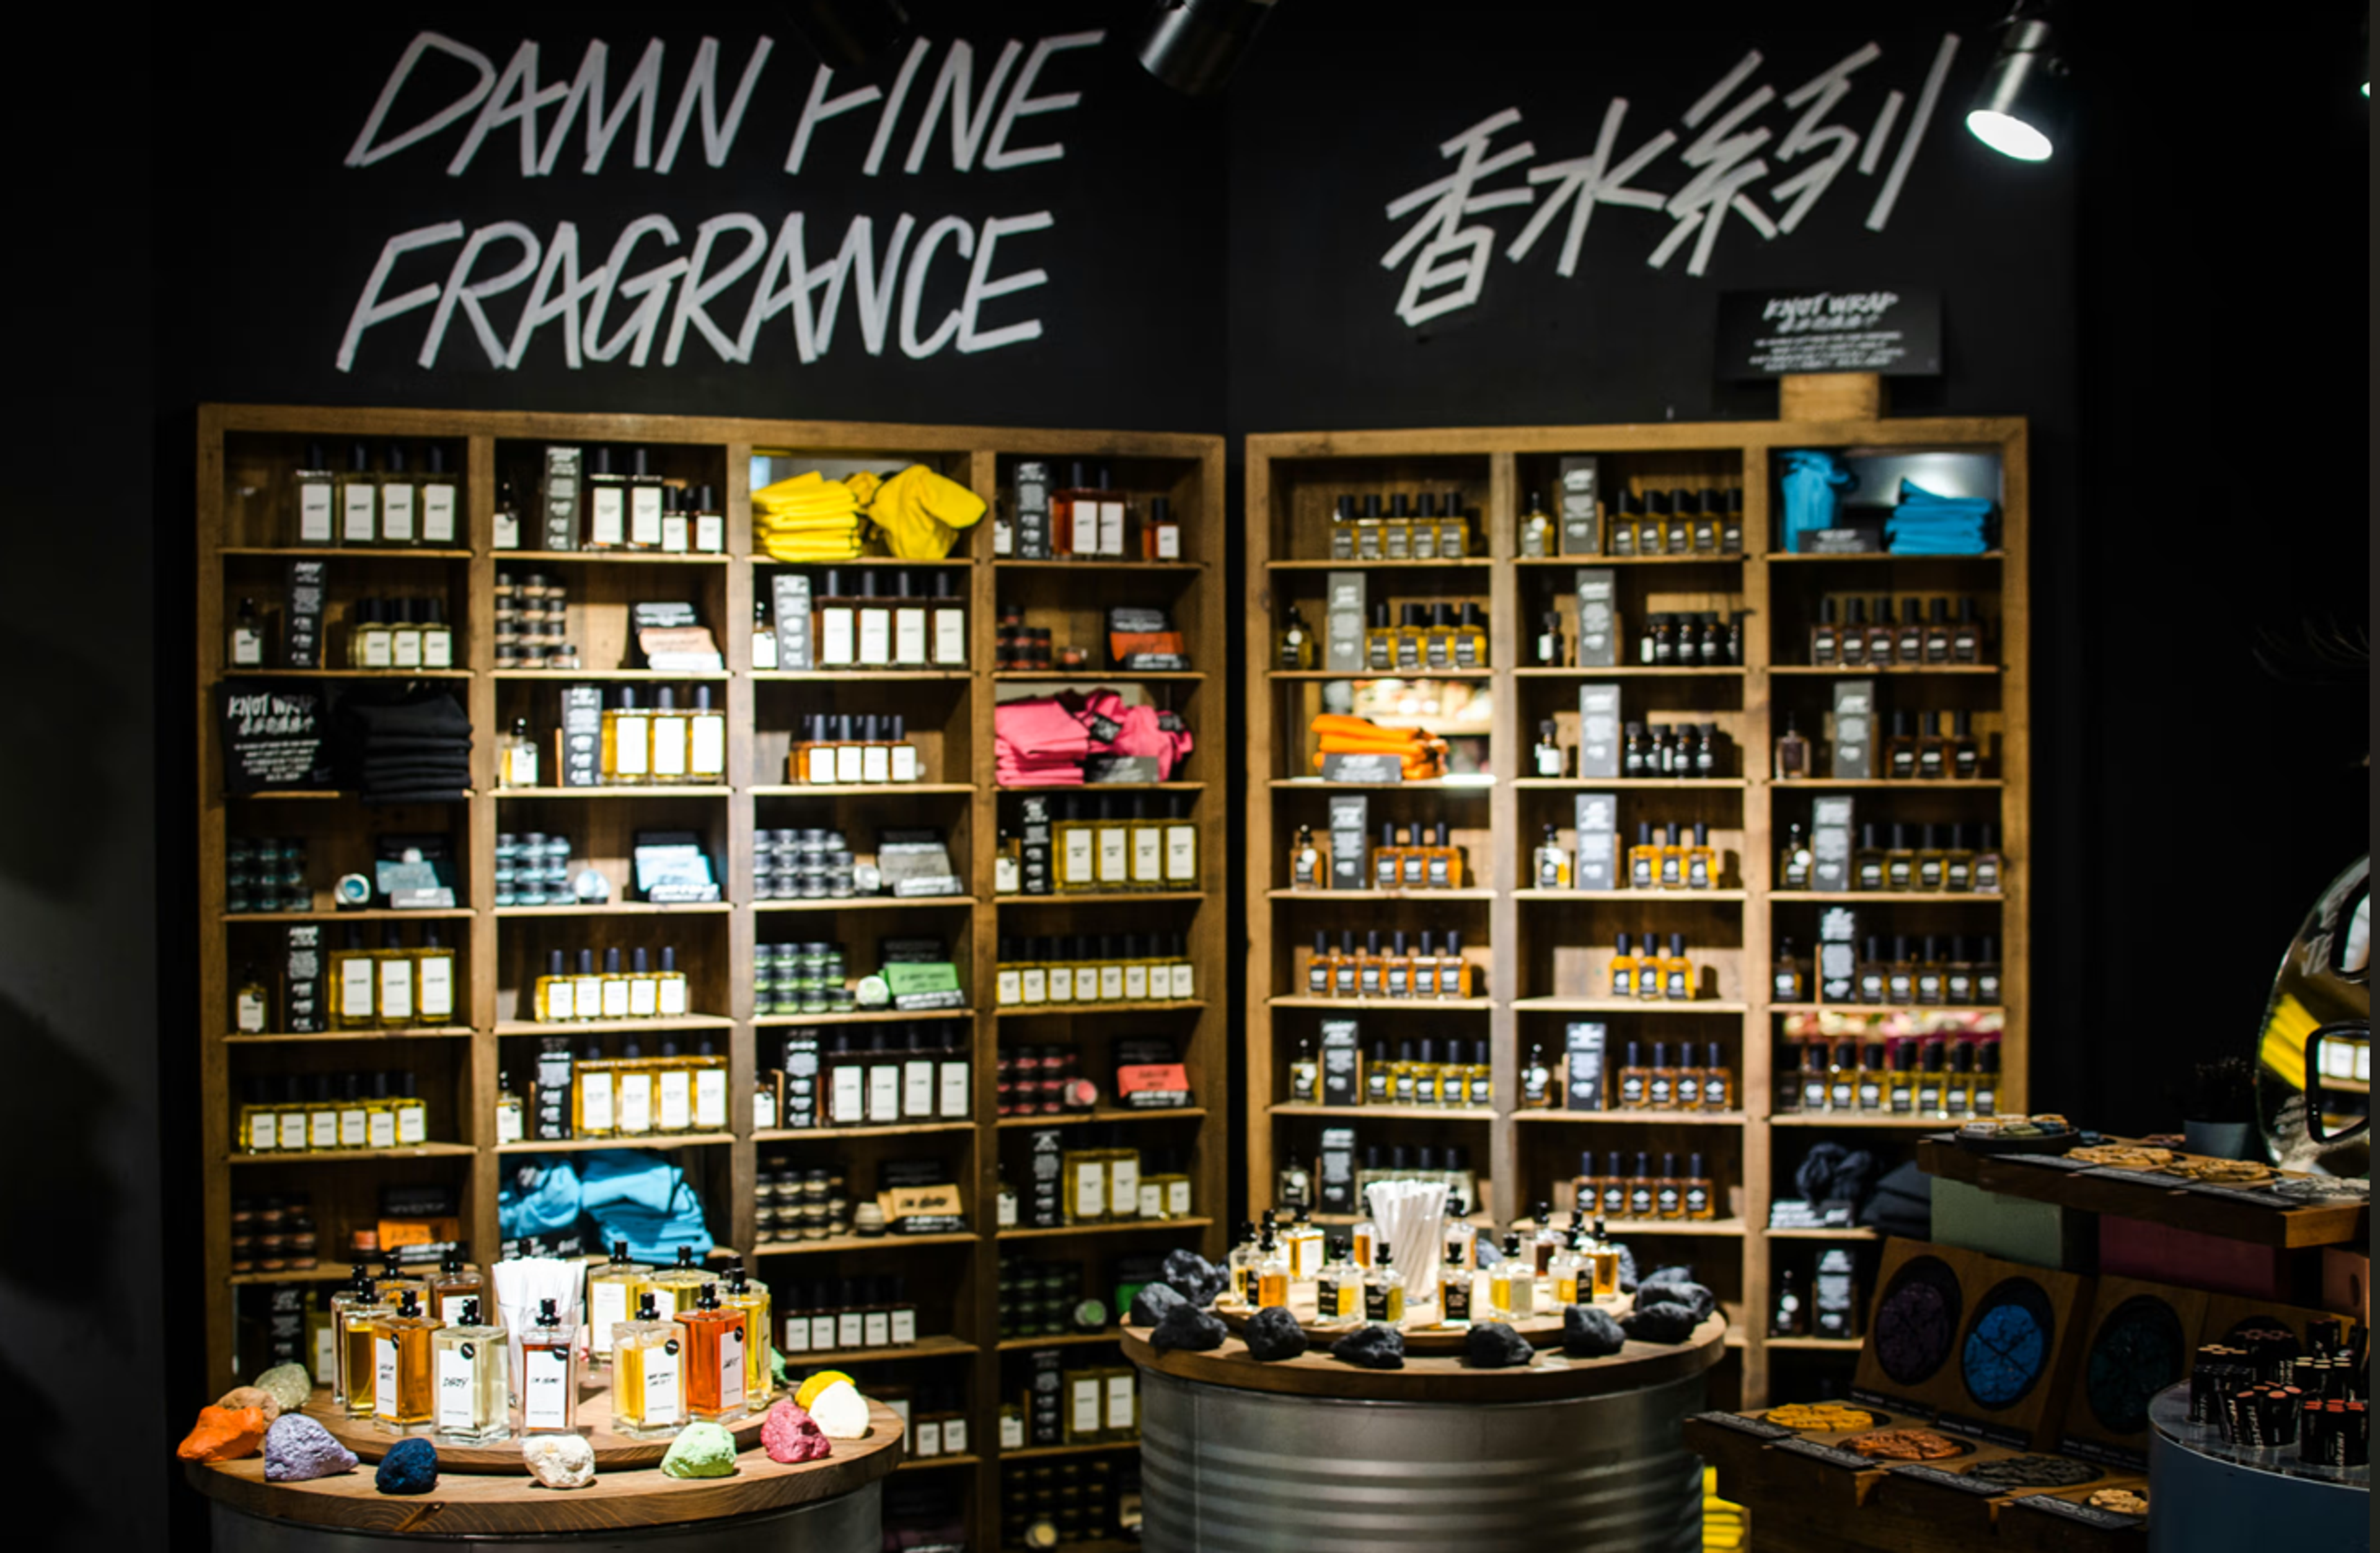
[870,465,986,559]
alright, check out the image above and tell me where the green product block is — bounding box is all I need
[1929,1177,2096,1272]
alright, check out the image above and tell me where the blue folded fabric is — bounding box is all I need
[1779,451,1856,552]
[498,1157,584,1238]
[588,1197,713,1263]
[1887,478,1991,554]
[579,1150,687,1215]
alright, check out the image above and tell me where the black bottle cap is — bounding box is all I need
[1625,1040,1642,1065]
[1864,935,1882,959]
[1668,931,1685,954]
[1616,931,1631,953]
[1442,490,1465,516]
[637,1292,659,1321]
[537,1297,559,1324]
[1819,596,1838,623]
[348,441,371,472]
[678,1244,697,1267]
[1360,494,1381,517]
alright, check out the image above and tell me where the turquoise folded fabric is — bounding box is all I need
[1779,451,1854,552]
[496,1150,715,1260]
[498,1158,583,1238]
[1887,478,1992,554]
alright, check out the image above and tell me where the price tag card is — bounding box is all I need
[1690,1410,1794,1441]
[1887,1464,2002,1497]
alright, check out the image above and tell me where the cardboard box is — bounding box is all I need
[780,1032,819,1129]
[284,559,325,669]
[1574,568,1618,666]
[1320,1019,1360,1106]
[1577,684,1621,777]
[1558,456,1602,555]
[1931,1178,2096,1272]
[1013,461,1052,560]
[1817,904,1858,1003]
[1574,792,1618,891]
[1811,794,1856,894]
[1829,679,1875,779]
[1324,571,1367,671]
[1327,795,1368,891]
[772,572,813,671]
[282,924,323,1033]
[1318,1125,1357,1213]
[558,685,604,787]
[1018,794,1053,897]
[1026,1127,1065,1228]
[539,445,582,552]
[1564,1021,1608,1111]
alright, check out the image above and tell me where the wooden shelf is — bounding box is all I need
[998,781,1205,793]
[226,1266,346,1285]
[783,1334,977,1365]
[996,1331,1127,1351]
[1267,1104,1493,1120]
[221,668,472,680]
[996,1217,1212,1241]
[897,1454,982,1472]
[1606,1218,1747,1237]
[753,669,969,682]
[229,1143,475,1164]
[1510,778,1749,790]
[496,1133,736,1154]
[1765,1226,1880,1240]
[1511,998,1748,1014]
[493,1014,736,1036]
[501,548,731,564]
[752,1231,982,1257]
[223,1026,474,1044]
[995,559,1203,573]
[1515,888,1748,901]
[1761,1336,1865,1350]
[1766,550,2005,563]
[1266,995,1494,1011]
[1264,887,1497,901]
[752,896,977,912]
[998,892,1205,906]
[998,1439,1143,1459]
[755,1122,978,1142]
[223,907,475,923]
[753,1008,974,1027]
[1264,558,1492,571]
[493,785,736,799]
[228,789,478,801]
[996,1000,1207,1018]
[1769,664,2001,675]
[992,670,1206,682]
[1513,553,1745,567]
[493,902,734,917]
[749,783,977,796]
[1512,666,1745,677]
[995,1107,1208,1128]
[1266,668,1494,681]
[1767,1003,2004,1016]
[1768,1114,1957,1128]
[1768,891,2004,902]
[1513,1109,1749,1126]
[223,545,474,559]
[491,667,729,681]
[1267,777,1495,791]
[1770,778,2005,789]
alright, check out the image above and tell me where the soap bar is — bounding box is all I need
[661,1422,739,1479]
[177,1404,268,1463]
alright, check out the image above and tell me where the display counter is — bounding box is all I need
[186,1397,904,1550]
[2144,1383,2366,1551]
[1119,1307,1727,1552]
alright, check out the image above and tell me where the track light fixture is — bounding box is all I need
[1136,0,1279,97]
[1966,4,2070,162]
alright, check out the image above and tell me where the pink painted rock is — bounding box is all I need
[760,1398,832,1464]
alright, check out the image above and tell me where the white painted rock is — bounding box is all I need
[522,1432,597,1489]
[808,1381,871,1441]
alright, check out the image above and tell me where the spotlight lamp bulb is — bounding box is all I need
[1966,10,2069,162]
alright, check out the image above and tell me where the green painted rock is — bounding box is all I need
[659,1422,739,1479]
[255,1363,315,1415]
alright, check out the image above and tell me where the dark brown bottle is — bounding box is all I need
[1896,596,1926,664]
[1809,597,1841,666]
[1864,596,1897,664]
[1923,597,1954,664]
[1840,597,1870,666]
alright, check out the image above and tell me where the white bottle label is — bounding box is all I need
[496,1101,524,1145]
[299,482,333,543]
[998,967,1021,1005]
[1104,1373,1135,1430]
[657,977,688,1016]
[581,1075,615,1132]
[438,1293,474,1326]
[1156,525,1181,559]
[1123,964,1148,1001]
[1139,1182,1163,1218]
[661,513,688,552]
[231,627,263,666]
[506,745,539,788]
[694,1067,727,1128]
[1098,829,1128,883]
[629,977,659,1018]
[1165,824,1197,882]
[1000,1412,1025,1450]
[284,1111,313,1150]
[613,714,649,776]
[493,505,520,548]
[752,629,778,671]
[831,1067,865,1124]
[781,1316,810,1355]
[236,988,268,1032]
[1070,1378,1102,1435]
[915,1419,941,1458]
[1098,499,1126,555]
[995,854,1020,894]
[423,629,452,668]
[1171,962,1196,1000]
[434,1347,476,1427]
[341,960,376,1019]
[862,743,890,785]
[381,484,416,542]
[651,716,688,778]
[1133,830,1164,883]
[630,486,663,547]
[574,979,604,1020]
[890,744,919,782]
[392,629,422,669]
[806,746,838,785]
[810,1313,838,1350]
[821,609,855,666]
[867,1064,901,1122]
[695,513,724,552]
[690,713,725,777]
[857,609,892,666]
[902,1059,934,1117]
[894,607,927,665]
[343,484,377,542]
[247,1112,278,1151]
[369,1109,396,1148]
[1109,1156,1140,1216]
[943,1416,966,1454]
[374,1337,402,1419]
[837,1311,865,1348]
[933,607,966,665]
[1020,967,1046,1003]
[589,1280,630,1355]
[602,979,630,1019]
[617,1075,653,1132]
[1048,966,1073,1002]
[338,1107,366,1148]
[522,1345,571,1428]
[421,482,456,543]
[939,1060,969,1117]
[1062,830,1094,884]
[1074,1162,1106,1219]
[591,487,625,547]
[361,630,394,668]
[864,1309,891,1347]
[1099,964,1124,1001]
[640,1342,683,1422]
[311,1108,342,1148]
[397,1105,426,1146]
[659,1070,692,1130]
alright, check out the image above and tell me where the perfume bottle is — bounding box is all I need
[1778,822,1814,890]
[1488,1236,1533,1319]
[1885,824,1916,891]
[1277,607,1317,670]
[1810,597,1841,666]
[519,1299,580,1434]
[676,1283,749,1423]
[1952,597,1985,662]
[1853,824,1887,891]
[1534,718,1566,778]
[1773,937,1807,1002]
[586,1239,653,1364]
[1699,1043,1734,1111]
[1773,713,1812,780]
[1520,489,1554,557]
[1685,822,1718,889]
[611,1291,685,1439]
[1884,711,1919,780]
[1660,933,1693,1000]
[1949,710,1981,780]
[721,1264,775,1404]
[371,1290,441,1431]
[1628,822,1660,891]
[430,1295,508,1445]
[1633,931,1663,1001]
[1972,824,2004,894]
[1608,931,1637,1000]
[1535,822,1572,889]
[338,442,379,545]
[1864,596,1897,664]
[1916,825,1947,891]
[332,1265,393,1413]
[1256,1227,1290,1308]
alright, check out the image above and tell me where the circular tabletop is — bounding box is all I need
[1121,1310,1730,1403]
[187,1400,906,1538]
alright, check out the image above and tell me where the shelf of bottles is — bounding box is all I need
[1243,420,2028,1409]
[199,410,1227,1551]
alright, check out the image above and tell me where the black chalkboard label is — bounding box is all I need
[1773,1438,1875,1471]
[2060,1435,2148,1472]
[1887,1463,2002,1497]
[1690,1410,1794,1441]
[2180,1182,2296,1210]
[1937,1411,2030,1450]
[2008,1153,2098,1171]
[2007,1494,2140,1530]
[218,680,332,791]
[1717,288,1941,379]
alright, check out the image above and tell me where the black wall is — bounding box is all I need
[17,6,2365,1548]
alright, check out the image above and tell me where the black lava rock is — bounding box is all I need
[1644,1264,1696,1288]
[1245,1306,1309,1362]
[1130,1282,1187,1328]
[374,1438,438,1495]
[1620,1300,1700,1344]
[1161,1248,1227,1308]
[1616,1245,1641,1293]
[1330,1324,1406,1370]
[1634,1279,1717,1322]
[1564,1303,1627,1358]
[1150,1303,1228,1355]
[1463,1321,1536,1368]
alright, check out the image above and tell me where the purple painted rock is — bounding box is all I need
[263,1414,359,1482]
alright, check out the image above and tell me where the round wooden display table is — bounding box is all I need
[299,1384,769,1472]
[1123,1301,1727,1552]
[187,1397,904,1550]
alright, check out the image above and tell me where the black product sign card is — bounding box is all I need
[1851,1387,1935,1419]
[2007,1495,2140,1531]
[1936,1411,2030,1450]
[1773,1438,1875,1472]
[1717,287,1942,379]
[2180,1182,2296,1210]
[2060,1435,2149,1472]
[1691,1411,1794,1441]
[2079,1167,2191,1191]
[1887,1464,2002,1497]
[219,680,332,791]
[2008,1153,2097,1171]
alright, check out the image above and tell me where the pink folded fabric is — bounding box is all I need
[1109,705,1192,780]
[996,697,1095,759]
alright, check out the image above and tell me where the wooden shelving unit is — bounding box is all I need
[1243,415,2028,1410]
[196,407,1225,1548]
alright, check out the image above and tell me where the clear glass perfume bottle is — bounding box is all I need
[431,1296,509,1445]
[612,1291,687,1440]
[332,1265,392,1413]
[519,1298,580,1434]
[1363,1242,1407,1325]
[371,1289,441,1431]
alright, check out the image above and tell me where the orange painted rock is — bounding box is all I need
[178,1404,269,1462]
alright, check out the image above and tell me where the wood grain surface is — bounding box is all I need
[301,1384,767,1472]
